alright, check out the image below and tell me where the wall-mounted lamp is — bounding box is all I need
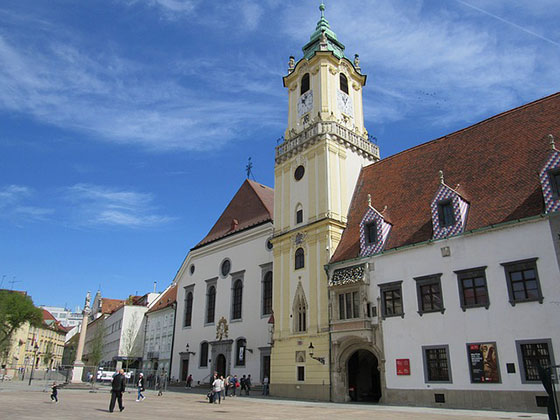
[247,348,254,354]
[308,342,325,365]
[185,344,196,356]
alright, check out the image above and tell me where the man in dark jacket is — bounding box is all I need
[109,369,126,412]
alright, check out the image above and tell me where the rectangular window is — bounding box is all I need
[365,222,377,244]
[296,209,303,224]
[414,274,444,315]
[379,282,403,318]
[437,200,455,227]
[502,258,543,305]
[423,345,452,383]
[338,291,360,320]
[516,339,555,383]
[297,366,305,381]
[455,267,489,310]
[549,169,560,197]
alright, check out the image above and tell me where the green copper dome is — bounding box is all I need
[302,3,346,60]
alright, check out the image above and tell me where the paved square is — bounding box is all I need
[0,384,549,420]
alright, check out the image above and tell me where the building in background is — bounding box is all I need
[39,305,83,328]
[143,284,177,375]
[24,309,67,370]
[171,180,274,385]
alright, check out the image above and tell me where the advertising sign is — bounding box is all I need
[396,358,410,375]
[467,342,500,383]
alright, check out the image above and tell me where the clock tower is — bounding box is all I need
[270,3,380,400]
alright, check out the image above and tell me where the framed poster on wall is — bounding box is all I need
[466,342,501,383]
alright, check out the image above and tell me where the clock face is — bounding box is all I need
[297,90,313,117]
[337,90,354,118]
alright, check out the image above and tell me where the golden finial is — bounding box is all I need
[367,194,372,207]
[549,134,556,151]
[439,170,444,185]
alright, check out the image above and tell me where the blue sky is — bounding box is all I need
[1,0,558,310]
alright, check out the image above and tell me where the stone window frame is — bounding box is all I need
[199,341,209,368]
[378,281,404,319]
[260,263,273,318]
[204,278,218,326]
[234,337,247,367]
[230,270,245,322]
[422,344,453,384]
[339,73,349,95]
[183,284,195,328]
[293,284,308,334]
[220,258,232,278]
[501,258,543,306]
[455,266,490,311]
[295,247,305,270]
[300,73,310,95]
[515,338,556,384]
[337,290,360,320]
[414,274,445,316]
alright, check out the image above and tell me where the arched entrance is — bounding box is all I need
[216,354,226,378]
[347,349,381,402]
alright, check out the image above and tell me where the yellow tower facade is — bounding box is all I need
[270,4,379,400]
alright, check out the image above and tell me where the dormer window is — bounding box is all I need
[549,169,560,197]
[301,73,310,95]
[359,200,392,257]
[365,222,377,244]
[340,73,348,94]
[430,174,469,239]
[438,200,455,227]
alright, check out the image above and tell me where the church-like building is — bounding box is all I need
[169,4,559,413]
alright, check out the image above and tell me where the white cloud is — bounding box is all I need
[0,185,53,223]
[64,184,174,228]
[0,35,282,152]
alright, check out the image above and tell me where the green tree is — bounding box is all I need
[0,291,42,347]
[88,319,104,370]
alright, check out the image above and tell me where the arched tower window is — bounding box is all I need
[206,286,216,324]
[184,291,193,327]
[200,341,208,367]
[262,271,273,315]
[295,247,305,270]
[295,204,304,224]
[293,284,308,333]
[301,73,310,95]
[340,73,349,95]
[232,279,243,320]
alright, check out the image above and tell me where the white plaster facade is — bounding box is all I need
[143,299,175,374]
[328,216,560,410]
[102,304,147,368]
[171,222,273,385]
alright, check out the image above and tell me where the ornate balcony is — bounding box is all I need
[275,121,379,163]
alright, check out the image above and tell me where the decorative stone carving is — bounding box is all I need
[294,232,307,245]
[288,56,295,73]
[216,316,229,340]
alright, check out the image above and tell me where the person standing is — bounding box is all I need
[230,375,238,397]
[50,382,58,403]
[109,369,126,413]
[240,375,246,395]
[136,373,146,402]
[245,374,252,396]
[220,375,226,400]
[212,376,222,404]
[262,376,269,396]
[186,374,193,388]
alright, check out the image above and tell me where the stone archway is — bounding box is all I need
[331,337,385,403]
[347,349,381,402]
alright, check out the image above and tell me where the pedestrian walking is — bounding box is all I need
[220,375,226,400]
[186,374,193,388]
[212,376,223,404]
[109,369,126,413]
[231,374,238,397]
[262,376,269,396]
[50,382,58,403]
[240,375,246,395]
[136,373,146,402]
[245,374,252,396]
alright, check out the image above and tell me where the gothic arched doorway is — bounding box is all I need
[347,349,381,402]
[216,354,226,378]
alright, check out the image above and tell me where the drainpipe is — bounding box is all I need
[168,302,177,380]
[324,240,333,403]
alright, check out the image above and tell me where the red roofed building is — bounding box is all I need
[171,179,274,384]
[325,93,560,411]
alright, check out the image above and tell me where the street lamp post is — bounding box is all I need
[28,343,40,386]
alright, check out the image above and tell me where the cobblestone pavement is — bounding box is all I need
[0,382,549,420]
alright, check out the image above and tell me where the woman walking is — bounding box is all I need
[136,373,146,402]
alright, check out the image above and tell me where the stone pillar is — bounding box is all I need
[71,292,91,383]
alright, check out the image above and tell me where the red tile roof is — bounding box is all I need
[194,179,274,249]
[42,309,56,322]
[100,298,125,314]
[147,284,177,314]
[331,92,560,263]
